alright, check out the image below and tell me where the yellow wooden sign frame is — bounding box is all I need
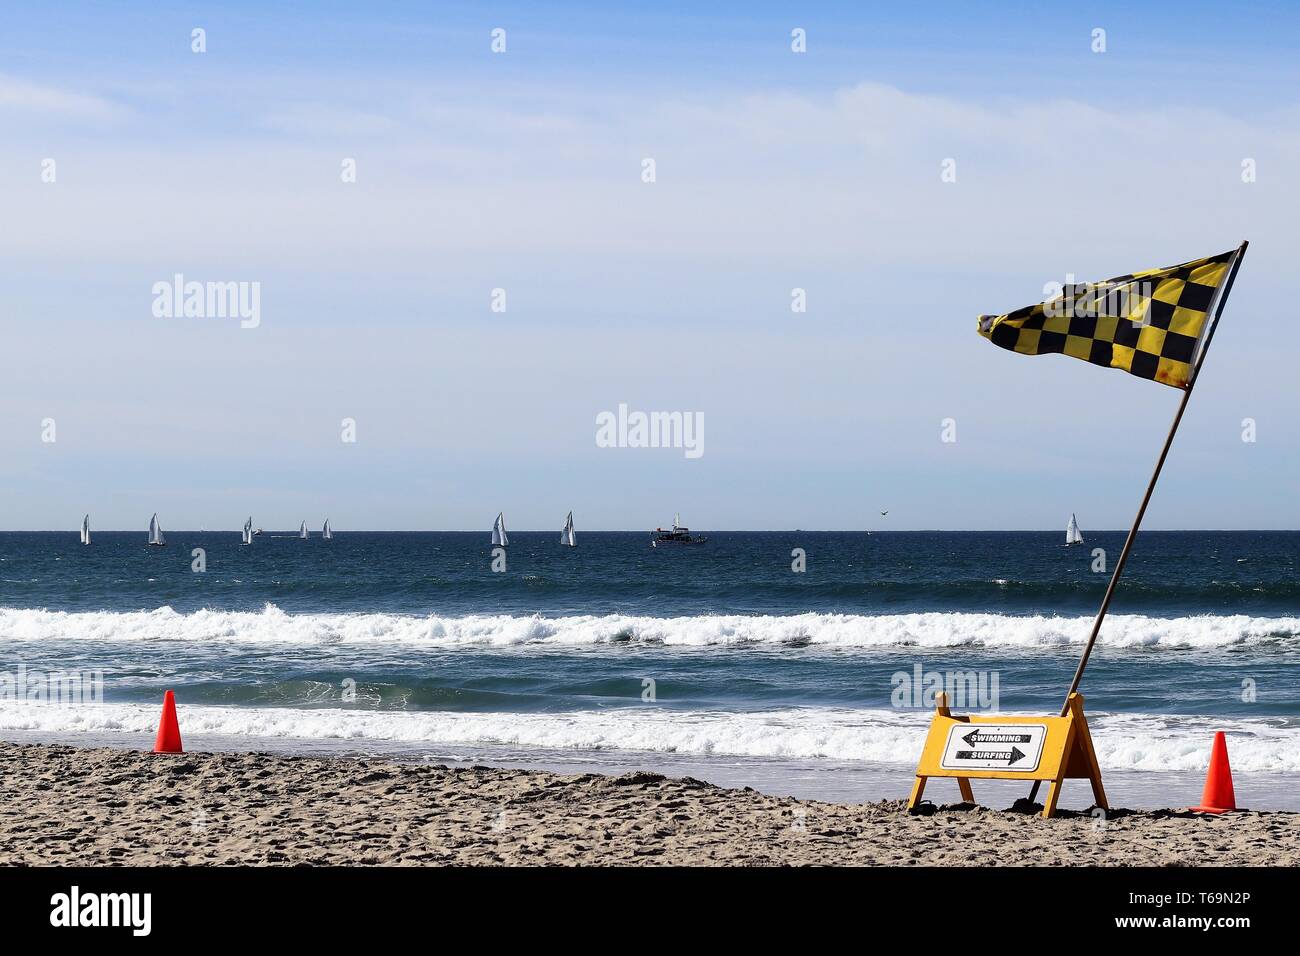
[907,691,1107,819]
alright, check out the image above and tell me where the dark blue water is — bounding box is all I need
[3,530,1297,616]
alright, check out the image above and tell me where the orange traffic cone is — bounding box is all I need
[1190,731,1236,813]
[152,690,184,753]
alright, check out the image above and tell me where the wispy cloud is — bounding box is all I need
[257,105,398,138]
[0,75,127,123]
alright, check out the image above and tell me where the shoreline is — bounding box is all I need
[11,727,1300,810]
[3,741,1298,866]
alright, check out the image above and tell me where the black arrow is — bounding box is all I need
[962,729,1032,747]
[954,746,1026,765]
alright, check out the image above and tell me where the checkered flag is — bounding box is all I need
[977,249,1238,389]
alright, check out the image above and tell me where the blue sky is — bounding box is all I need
[2,1,1298,530]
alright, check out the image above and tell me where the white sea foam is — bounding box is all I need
[2,699,1297,773]
[1,605,1297,651]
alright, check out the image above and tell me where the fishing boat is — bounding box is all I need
[560,511,575,547]
[491,512,509,547]
[242,517,253,546]
[1066,513,1084,546]
[299,521,309,539]
[147,513,166,547]
[80,514,91,546]
[322,519,332,540]
[651,514,706,547]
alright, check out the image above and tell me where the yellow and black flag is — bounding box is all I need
[977,249,1238,389]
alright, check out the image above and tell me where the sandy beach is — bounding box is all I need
[2,741,1297,866]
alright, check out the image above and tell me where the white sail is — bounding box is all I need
[81,514,90,545]
[300,521,308,539]
[1066,513,1083,545]
[561,511,575,547]
[491,512,508,547]
[323,519,332,540]
[243,517,253,545]
[148,513,165,546]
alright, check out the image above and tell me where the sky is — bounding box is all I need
[2,1,1299,531]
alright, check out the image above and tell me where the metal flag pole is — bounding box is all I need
[1024,240,1248,806]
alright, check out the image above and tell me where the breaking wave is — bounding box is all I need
[2,605,1298,651]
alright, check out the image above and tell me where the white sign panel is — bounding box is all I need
[939,723,1047,772]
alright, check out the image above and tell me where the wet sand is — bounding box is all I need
[2,742,1296,866]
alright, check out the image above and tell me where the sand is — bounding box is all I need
[1,741,1296,866]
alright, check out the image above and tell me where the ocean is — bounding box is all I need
[2,530,1298,807]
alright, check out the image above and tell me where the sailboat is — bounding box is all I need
[147,513,166,547]
[491,512,509,547]
[560,511,575,547]
[322,519,332,540]
[299,521,308,539]
[1066,513,1084,546]
[80,514,91,546]
[242,517,253,546]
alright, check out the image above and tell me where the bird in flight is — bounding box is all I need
[880,511,889,517]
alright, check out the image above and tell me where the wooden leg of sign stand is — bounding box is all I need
[1039,717,1076,819]
[1040,777,1063,819]
[1088,759,1108,809]
[1037,695,1106,819]
[907,694,976,809]
[908,774,973,808]
[1069,693,1109,811]
[939,694,976,802]
[908,693,944,810]
[908,775,928,809]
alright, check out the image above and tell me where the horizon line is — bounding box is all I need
[5,528,1298,535]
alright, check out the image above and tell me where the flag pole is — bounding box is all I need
[1023,240,1248,806]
